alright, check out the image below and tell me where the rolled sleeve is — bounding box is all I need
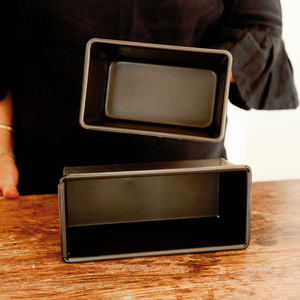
[213,0,298,110]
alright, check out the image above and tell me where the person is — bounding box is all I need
[0,0,298,198]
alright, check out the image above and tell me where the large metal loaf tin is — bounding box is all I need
[58,159,252,263]
[79,39,232,142]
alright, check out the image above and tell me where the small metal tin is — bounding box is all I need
[79,39,232,142]
[58,159,252,263]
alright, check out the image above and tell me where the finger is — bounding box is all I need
[3,186,19,199]
[0,155,19,199]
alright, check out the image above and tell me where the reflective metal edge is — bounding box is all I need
[58,183,69,263]
[78,38,93,132]
[68,244,249,263]
[245,165,253,246]
[61,164,248,182]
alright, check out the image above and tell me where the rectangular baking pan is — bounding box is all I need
[58,159,252,263]
[79,39,232,142]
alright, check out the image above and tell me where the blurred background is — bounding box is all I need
[225,0,300,182]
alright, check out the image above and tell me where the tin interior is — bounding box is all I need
[81,40,231,141]
[105,62,217,128]
[64,170,248,259]
[66,172,219,227]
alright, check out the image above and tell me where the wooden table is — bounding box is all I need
[0,180,300,299]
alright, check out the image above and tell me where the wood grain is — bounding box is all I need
[0,180,300,299]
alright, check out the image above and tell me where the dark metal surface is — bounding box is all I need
[58,159,252,262]
[79,38,232,142]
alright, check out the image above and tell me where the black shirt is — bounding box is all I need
[1,0,298,194]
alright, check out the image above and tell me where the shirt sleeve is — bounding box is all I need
[0,1,23,100]
[212,0,298,110]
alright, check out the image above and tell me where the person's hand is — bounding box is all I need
[0,154,19,199]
